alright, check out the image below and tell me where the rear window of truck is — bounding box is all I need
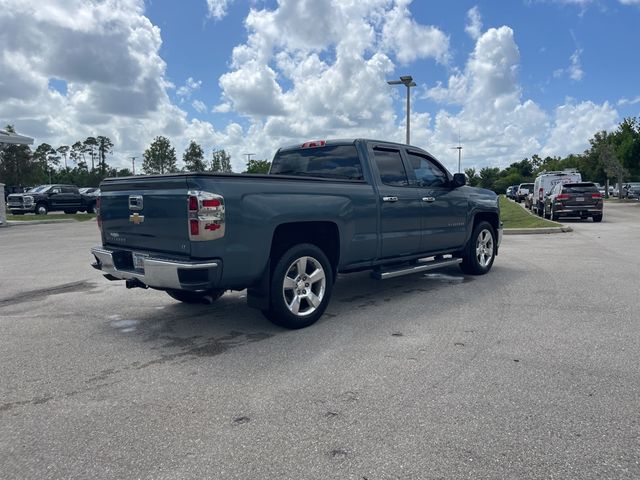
[270,145,364,180]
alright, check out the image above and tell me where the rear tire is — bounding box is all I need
[459,221,496,275]
[263,243,333,329]
[166,289,225,304]
[592,214,603,222]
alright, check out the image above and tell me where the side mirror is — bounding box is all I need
[452,173,466,188]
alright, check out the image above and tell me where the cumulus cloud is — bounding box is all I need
[542,100,618,157]
[0,0,623,174]
[177,77,202,98]
[618,96,640,106]
[465,6,483,40]
[206,0,234,19]
[420,26,617,170]
[0,0,224,168]
[555,48,584,81]
[192,100,207,113]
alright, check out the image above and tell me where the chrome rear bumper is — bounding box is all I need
[91,246,220,290]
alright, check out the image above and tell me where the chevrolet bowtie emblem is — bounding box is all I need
[129,213,145,224]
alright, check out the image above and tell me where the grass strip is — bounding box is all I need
[6,213,96,222]
[499,196,558,229]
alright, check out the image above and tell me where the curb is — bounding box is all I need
[504,226,573,235]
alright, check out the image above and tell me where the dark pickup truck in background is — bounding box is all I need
[91,139,502,329]
[7,184,98,215]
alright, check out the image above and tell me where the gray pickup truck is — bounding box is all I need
[91,139,501,328]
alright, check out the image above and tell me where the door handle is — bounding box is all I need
[382,196,398,202]
[422,197,436,202]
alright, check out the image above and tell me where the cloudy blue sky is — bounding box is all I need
[1,0,639,173]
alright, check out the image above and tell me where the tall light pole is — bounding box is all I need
[451,146,462,173]
[244,153,255,163]
[131,156,137,175]
[387,75,416,145]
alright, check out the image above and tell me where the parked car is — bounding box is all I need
[532,170,582,216]
[516,183,534,203]
[524,191,534,210]
[543,182,603,222]
[624,183,640,199]
[505,186,516,199]
[91,138,502,329]
[6,184,98,215]
[79,187,99,195]
[508,185,520,200]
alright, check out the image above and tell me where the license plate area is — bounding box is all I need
[132,252,149,271]
[576,197,584,202]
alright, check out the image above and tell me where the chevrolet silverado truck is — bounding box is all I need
[7,184,98,215]
[91,139,502,329]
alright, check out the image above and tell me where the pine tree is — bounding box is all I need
[142,136,178,174]
[211,149,232,173]
[183,140,206,172]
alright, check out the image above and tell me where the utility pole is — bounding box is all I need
[244,153,255,163]
[452,146,462,173]
[451,131,462,173]
[131,156,136,175]
[387,75,416,145]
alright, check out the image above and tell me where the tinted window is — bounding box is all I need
[562,183,597,193]
[407,152,448,187]
[373,148,409,186]
[270,145,363,180]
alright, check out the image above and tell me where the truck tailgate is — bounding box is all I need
[100,176,190,255]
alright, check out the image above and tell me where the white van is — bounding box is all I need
[532,170,582,216]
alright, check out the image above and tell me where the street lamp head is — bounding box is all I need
[399,75,413,83]
[387,80,402,85]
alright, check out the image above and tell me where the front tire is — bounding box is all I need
[35,203,48,215]
[459,221,496,275]
[264,243,333,329]
[166,289,225,304]
[593,214,603,222]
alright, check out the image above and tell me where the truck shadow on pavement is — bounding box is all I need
[102,266,476,365]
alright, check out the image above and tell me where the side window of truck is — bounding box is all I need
[373,148,409,187]
[406,152,448,187]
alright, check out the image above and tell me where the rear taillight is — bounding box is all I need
[190,219,199,236]
[592,193,602,199]
[187,190,225,241]
[556,194,570,200]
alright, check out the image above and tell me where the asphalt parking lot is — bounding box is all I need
[1,203,639,479]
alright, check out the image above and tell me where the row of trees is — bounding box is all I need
[1,128,272,190]
[464,117,640,193]
[6,117,637,191]
[0,126,124,187]
[141,136,271,175]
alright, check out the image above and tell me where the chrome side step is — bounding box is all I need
[371,257,462,280]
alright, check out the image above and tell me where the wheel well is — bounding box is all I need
[473,212,499,235]
[270,222,340,275]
